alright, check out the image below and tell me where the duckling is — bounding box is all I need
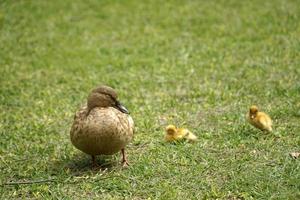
[289,152,300,159]
[70,85,134,167]
[247,105,272,132]
[164,125,197,142]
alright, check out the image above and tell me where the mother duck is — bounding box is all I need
[70,85,134,167]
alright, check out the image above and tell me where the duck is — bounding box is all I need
[70,85,134,167]
[247,105,272,132]
[164,125,197,143]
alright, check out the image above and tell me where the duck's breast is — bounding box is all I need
[70,106,134,155]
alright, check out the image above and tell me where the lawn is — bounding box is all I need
[0,0,299,199]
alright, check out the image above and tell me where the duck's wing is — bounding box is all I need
[70,105,88,142]
[127,115,135,134]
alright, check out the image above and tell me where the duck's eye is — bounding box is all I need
[104,93,115,100]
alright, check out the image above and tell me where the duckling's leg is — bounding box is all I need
[121,149,129,167]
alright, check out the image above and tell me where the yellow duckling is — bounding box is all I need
[70,85,134,167]
[164,125,197,142]
[247,105,272,132]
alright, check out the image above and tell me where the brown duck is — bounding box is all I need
[70,85,134,167]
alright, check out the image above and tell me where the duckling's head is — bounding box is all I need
[165,125,176,135]
[87,85,129,114]
[249,105,258,119]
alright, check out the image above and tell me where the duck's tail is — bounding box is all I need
[184,130,198,142]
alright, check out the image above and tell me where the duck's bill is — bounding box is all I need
[115,101,130,114]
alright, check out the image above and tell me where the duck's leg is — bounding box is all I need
[121,148,129,167]
[91,155,98,167]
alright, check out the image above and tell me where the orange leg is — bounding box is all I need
[121,149,129,167]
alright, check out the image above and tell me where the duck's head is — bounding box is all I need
[249,105,258,119]
[165,125,176,135]
[87,85,129,114]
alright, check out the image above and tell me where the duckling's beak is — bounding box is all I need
[115,101,130,114]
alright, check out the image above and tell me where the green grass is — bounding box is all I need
[0,0,300,199]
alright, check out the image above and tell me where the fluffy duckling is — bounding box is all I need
[247,105,272,132]
[165,125,197,142]
[70,85,134,167]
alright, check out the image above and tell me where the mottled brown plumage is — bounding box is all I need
[70,85,134,167]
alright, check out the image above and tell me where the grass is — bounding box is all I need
[0,0,299,199]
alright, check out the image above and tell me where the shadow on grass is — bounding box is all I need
[50,153,119,176]
[242,127,261,139]
[49,143,152,177]
[239,125,280,143]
